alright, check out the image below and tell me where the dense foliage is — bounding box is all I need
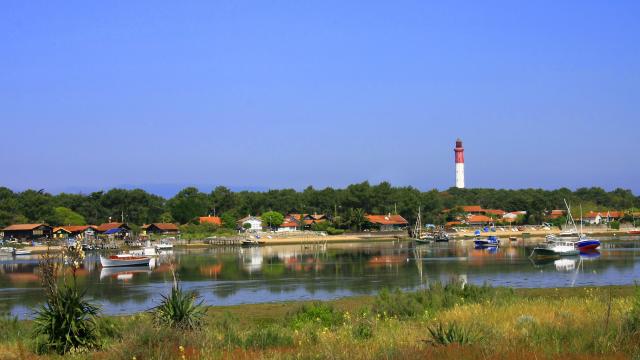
[0,183,638,227]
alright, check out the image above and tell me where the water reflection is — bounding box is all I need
[0,236,639,318]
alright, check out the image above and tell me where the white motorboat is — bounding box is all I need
[13,249,32,256]
[100,254,151,267]
[530,240,579,257]
[155,240,174,251]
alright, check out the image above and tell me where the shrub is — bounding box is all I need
[289,302,343,329]
[152,285,207,330]
[373,280,513,319]
[244,325,293,349]
[32,286,100,354]
[352,319,374,340]
[427,322,480,346]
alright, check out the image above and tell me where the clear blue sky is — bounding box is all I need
[1,1,638,196]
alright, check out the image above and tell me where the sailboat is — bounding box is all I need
[546,200,600,251]
[412,207,431,244]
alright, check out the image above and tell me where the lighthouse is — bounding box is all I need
[454,138,465,188]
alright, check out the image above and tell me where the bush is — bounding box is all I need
[289,302,343,329]
[152,285,207,330]
[610,221,620,230]
[352,319,374,340]
[327,227,345,235]
[244,325,293,349]
[427,322,480,346]
[373,280,513,319]
[33,286,100,354]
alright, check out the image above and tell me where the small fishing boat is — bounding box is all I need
[100,254,151,267]
[628,230,640,235]
[155,243,174,251]
[13,249,32,256]
[474,235,500,248]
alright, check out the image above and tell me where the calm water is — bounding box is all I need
[1,236,640,319]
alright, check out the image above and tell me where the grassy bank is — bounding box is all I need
[2,285,640,359]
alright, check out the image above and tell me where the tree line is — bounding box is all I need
[0,183,638,229]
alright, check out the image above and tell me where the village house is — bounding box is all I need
[287,214,327,228]
[237,216,262,232]
[365,214,409,231]
[548,210,566,219]
[199,216,222,226]
[96,222,131,238]
[50,225,99,241]
[277,220,299,232]
[581,211,624,225]
[53,227,72,239]
[502,211,527,223]
[2,224,53,241]
[141,223,180,235]
[465,215,493,226]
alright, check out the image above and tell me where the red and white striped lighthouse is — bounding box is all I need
[454,138,465,188]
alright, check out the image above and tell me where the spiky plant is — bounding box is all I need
[427,322,480,346]
[152,285,206,330]
[33,242,100,354]
[33,285,100,354]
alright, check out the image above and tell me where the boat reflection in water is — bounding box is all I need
[99,266,152,281]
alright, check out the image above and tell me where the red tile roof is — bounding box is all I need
[53,227,72,233]
[483,209,506,216]
[462,205,483,212]
[199,216,222,226]
[96,223,125,232]
[279,221,298,228]
[143,223,179,231]
[365,214,408,225]
[60,225,97,233]
[466,215,493,224]
[3,224,49,231]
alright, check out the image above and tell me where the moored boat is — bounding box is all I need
[100,254,151,267]
[474,235,500,248]
[628,230,640,235]
[575,238,600,251]
[530,241,579,258]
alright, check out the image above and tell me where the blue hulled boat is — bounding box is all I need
[474,235,500,248]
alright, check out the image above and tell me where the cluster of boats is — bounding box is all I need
[99,239,174,268]
[530,200,601,258]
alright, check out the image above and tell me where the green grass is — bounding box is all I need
[1,285,640,359]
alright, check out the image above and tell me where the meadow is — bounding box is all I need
[1,284,639,359]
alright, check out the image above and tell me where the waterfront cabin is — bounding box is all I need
[141,223,179,235]
[365,214,409,231]
[237,216,262,232]
[96,222,131,239]
[60,225,98,240]
[2,224,53,241]
[53,227,72,239]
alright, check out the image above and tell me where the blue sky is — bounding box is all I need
[1,1,638,196]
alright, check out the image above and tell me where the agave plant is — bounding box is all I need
[427,322,480,346]
[33,285,100,354]
[152,284,207,330]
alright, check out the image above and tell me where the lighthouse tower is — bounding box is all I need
[454,139,465,188]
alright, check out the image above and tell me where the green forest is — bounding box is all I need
[0,183,638,229]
